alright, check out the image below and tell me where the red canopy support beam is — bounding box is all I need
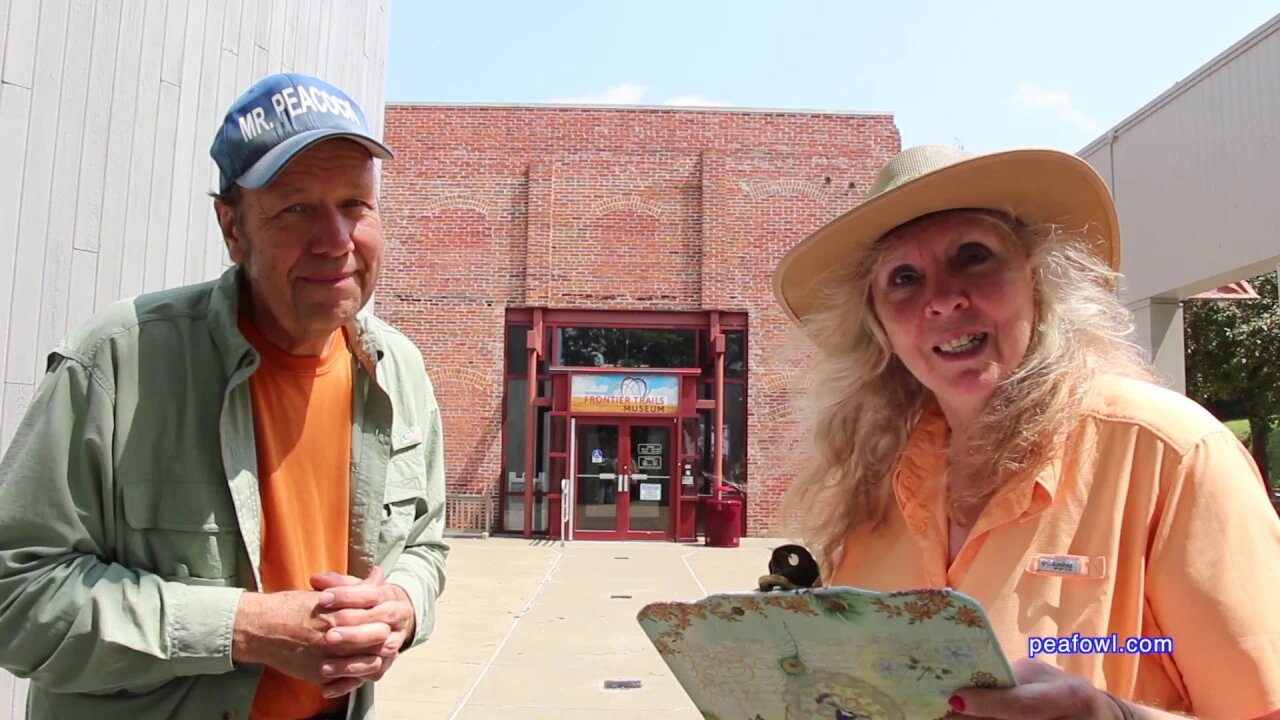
[711,312,725,497]
[523,309,544,537]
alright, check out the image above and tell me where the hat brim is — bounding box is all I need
[771,148,1119,328]
[233,128,394,191]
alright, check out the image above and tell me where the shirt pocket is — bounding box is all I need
[119,481,241,585]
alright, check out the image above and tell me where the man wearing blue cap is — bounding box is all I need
[0,73,448,720]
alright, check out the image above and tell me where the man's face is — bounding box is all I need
[216,139,383,355]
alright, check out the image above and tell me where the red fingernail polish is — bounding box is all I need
[949,695,966,712]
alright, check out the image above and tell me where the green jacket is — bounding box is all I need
[0,268,449,720]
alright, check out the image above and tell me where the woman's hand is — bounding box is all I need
[951,659,1126,719]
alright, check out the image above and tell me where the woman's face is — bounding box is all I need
[870,212,1035,427]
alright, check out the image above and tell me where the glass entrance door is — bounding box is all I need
[574,424,621,535]
[573,421,673,540]
[624,423,671,537]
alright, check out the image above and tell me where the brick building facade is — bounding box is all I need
[379,104,899,539]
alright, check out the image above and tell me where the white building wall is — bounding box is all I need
[0,1,392,714]
[1079,13,1280,389]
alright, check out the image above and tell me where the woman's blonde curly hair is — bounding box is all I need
[780,210,1155,578]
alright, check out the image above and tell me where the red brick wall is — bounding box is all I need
[379,105,900,535]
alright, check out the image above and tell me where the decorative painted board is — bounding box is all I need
[638,587,1015,720]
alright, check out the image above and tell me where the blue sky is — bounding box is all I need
[387,1,1277,154]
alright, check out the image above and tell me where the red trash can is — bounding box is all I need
[704,494,743,548]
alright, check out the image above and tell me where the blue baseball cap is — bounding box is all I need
[210,72,393,193]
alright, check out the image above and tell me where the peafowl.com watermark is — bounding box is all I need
[1028,633,1174,659]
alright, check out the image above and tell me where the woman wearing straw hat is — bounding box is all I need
[775,145,1280,720]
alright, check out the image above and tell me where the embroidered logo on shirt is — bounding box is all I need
[1027,553,1106,580]
[394,426,423,447]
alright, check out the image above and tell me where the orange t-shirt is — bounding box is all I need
[831,375,1280,719]
[240,317,353,720]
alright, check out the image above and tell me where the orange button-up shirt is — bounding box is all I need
[831,375,1280,719]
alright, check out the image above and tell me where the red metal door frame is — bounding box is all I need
[571,417,677,540]
[503,309,749,539]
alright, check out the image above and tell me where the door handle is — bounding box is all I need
[617,474,626,493]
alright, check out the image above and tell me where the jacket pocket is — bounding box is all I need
[120,482,241,584]
[376,431,427,567]
[378,478,424,569]
[386,430,425,484]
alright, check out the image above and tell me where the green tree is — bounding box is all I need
[1184,271,1280,485]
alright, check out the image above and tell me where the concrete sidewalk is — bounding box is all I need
[377,536,786,719]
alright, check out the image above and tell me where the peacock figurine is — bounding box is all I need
[758,544,822,592]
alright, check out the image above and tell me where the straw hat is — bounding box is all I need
[771,145,1120,328]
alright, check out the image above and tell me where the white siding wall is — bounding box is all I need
[1080,13,1280,303]
[1077,13,1280,390]
[0,1,391,715]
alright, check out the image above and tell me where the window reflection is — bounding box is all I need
[559,327,696,368]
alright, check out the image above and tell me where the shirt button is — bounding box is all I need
[222,712,236,720]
